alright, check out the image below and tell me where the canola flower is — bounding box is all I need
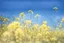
[53,7,58,11]
[34,14,39,18]
[33,24,39,29]
[28,10,34,20]
[34,14,40,23]
[0,16,4,21]
[58,41,61,43]
[0,10,64,43]
[19,12,25,18]
[3,18,9,22]
[15,28,25,42]
[40,21,50,31]
[28,10,34,14]
[61,17,64,22]
[7,21,21,31]
[15,18,20,21]
[24,20,32,26]
[43,21,47,25]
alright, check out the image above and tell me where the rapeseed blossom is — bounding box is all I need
[7,21,21,30]
[61,17,64,22]
[15,18,20,21]
[20,12,25,18]
[24,20,32,26]
[28,10,34,14]
[0,10,64,43]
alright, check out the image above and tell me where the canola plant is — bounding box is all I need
[0,10,64,43]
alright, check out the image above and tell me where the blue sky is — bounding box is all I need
[0,0,64,26]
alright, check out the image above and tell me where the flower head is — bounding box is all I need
[20,12,25,18]
[28,10,33,14]
[61,17,64,22]
[33,24,39,29]
[15,18,20,21]
[43,21,47,25]
[34,14,40,18]
[53,7,58,11]
[7,21,21,30]
[24,20,32,25]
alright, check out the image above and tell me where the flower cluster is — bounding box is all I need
[0,10,64,43]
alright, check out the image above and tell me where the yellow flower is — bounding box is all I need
[58,24,62,28]
[15,36,18,39]
[20,12,25,18]
[56,27,59,30]
[27,35,31,41]
[2,31,11,37]
[40,21,50,31]
[61,17,64,22]
[2,31,12,41]
[45,31,50,35]
[24,20,32,25]
[50,37,57,41]
[3,18,9,22]
[33,24,39,29]
[28,10,33,14]
[36,33,42,38]
[43,21,47,25]
[40,24,48,30]
[7,21,21,30]
[58,41,61,43]
[42,24,47,28]
[16,40,19,42]
[34,14,39,18]
[15,18,20,21]
[10,41,15,43]
[15,28,25,38]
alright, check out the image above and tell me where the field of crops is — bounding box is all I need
[0,10,64,43]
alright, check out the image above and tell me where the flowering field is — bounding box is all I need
[0,10,64,43]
